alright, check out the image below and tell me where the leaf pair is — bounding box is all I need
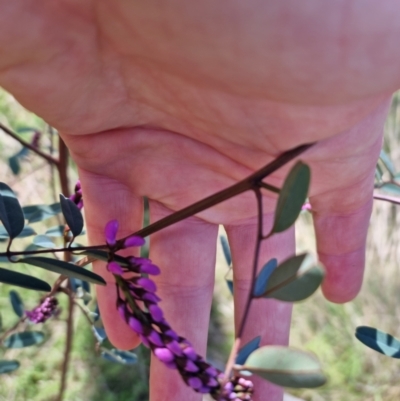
[253,254,325,302]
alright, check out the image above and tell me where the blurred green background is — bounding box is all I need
[1,88,400,401]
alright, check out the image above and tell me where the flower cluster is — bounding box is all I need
[26,296,59,324]
[69,180,83,210]
[105,220,254,401]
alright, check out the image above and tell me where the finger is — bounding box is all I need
[226,215,295,401]
[148,201,218,401]
[78,167,143,349]
[310,175,374,303]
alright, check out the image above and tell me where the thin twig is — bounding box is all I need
[373,192,400,205]
[0,122,59,165]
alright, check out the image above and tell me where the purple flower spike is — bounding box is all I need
[154,347,175,363]
[166,340,183,356]
[123,235,145,248]
[137,277,157,293]
[128,316,144,334]
[140,263,161,275]
[105,220,119,246]
[149,304,163,322]
[164,329,179,341]
[108,261,124,275]
[142,292,161,303]
[184,360,199,373]
[188,377,203,390]
[148,330,164,346]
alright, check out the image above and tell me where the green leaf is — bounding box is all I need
[226,279,234,295]
[260,254,325,302]
[253,258,278,297]
[240,346,326,388]
[23,203,61,223]
[59,194,83,237]
[236,336,261,365]
[0,360,20,374]
[380,150,396,177]
[355,326,400,358]
[101,349,138,365]
[21,257,106,286]
[220,236,232,266]
[9,290,24,317]
[45,225,65,237]
[32,235,56,249]
[4,331,45,348]
[92,325,107,343]
[8,156,20,175]
[271,162,310,234]
[0,225,36,239]
[0,183,25,239]
[0,267,51,291]
[378,182,400,196]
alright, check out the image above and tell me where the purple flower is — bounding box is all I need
[108,261,124,275]
[123,235,145,248]
[188,377,202,390]
[184,360,199,373]
[154,347,175,363]
[26,297,58,324]
[136,277,157,293]
[148,304,163,322]
[105,220,119,246]
[128,316,144,334]
[140,263,161,275]
[183,346,197,361]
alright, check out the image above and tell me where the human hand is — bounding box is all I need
[1,2,399,400]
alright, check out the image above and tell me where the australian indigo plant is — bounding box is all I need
[0,121,328,400]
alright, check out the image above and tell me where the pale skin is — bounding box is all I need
[1,1,399,400]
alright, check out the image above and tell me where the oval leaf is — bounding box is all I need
[23,203,61,223]
[8,156,20,176]
[21,257,106,286]
[0,183,24,239]
[4,331,45,348]
[220,236,232,266]
[355,326,400,358]
[59,194,84,237]
[93,325,107,343]
[0,225,36,239]
[0,267,51,291]
[226,279,234,295]
[240,346,326,388]
[262,254,325,302]
[0,360,20,374]
[101,349,138,365]
[271,162,310,234]
[253,258,278,297]
[9,290,24,317]
[32,235,56,249]
[236,336,261,365]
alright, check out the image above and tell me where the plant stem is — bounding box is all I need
[57,137,70,196]
[0,122,59,165]
[373,192,400,205]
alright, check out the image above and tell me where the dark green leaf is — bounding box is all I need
[355,326,400,358]
[9,290,24,317]
[0,360,20,374]
[220,236,232,266]
[0,183,25,239]
[4,331,45,348]
[32,235,56,249]
[8,156,20,175]
[226,279,234,295]
[0,225,36,239]
[21,257,106,286]
[271,162,310,234]
[236,336,261,365]
[23,203,61,223]
[260,254,325,302]
[240,346,326,388]
[253,259,278,297]
[59,194,83,237]
[0,267,51,291]
[80,250,130,267]
[101,349,138,365]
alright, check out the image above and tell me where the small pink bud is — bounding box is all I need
[154,347,175,363]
